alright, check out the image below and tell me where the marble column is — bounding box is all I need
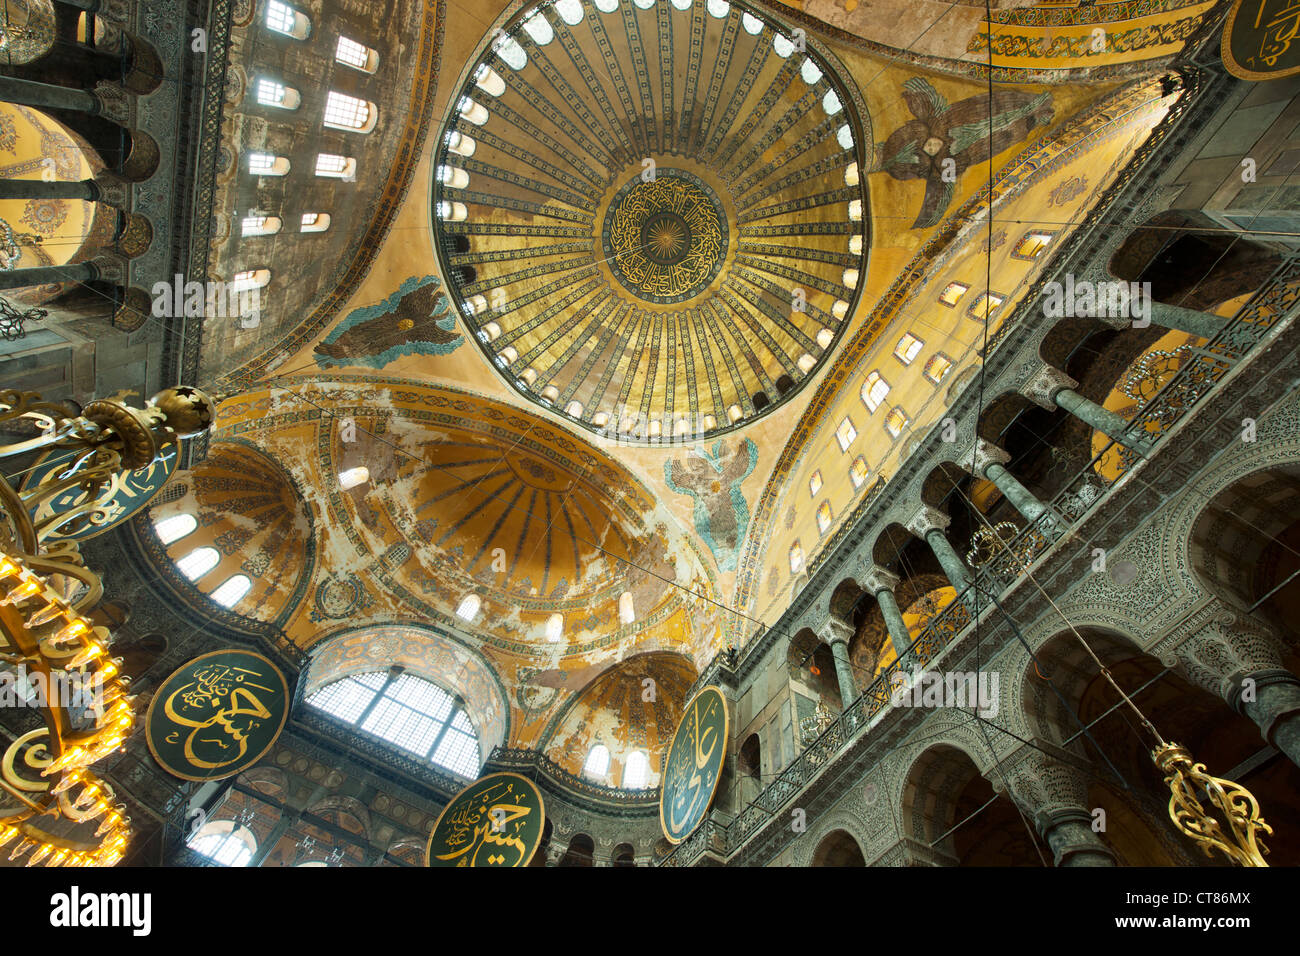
[1171,599,1300,768]
[1147,301,1228,340]
[969,439,1052,524]
[0,261,97,291]
[817,617,858,709]
[1003,748,1117,867]
[862,564,910,658]
[0,76,99,113]
[0,178,99,201]
[1022,364,1150,455]
[906,505,972,591]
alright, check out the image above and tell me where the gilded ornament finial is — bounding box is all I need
[1153,742,1272,867]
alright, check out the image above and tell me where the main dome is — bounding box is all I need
[432,0,869,443]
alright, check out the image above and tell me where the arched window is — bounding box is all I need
[924,353,954,384]
[822,89,843,116]
[849,455,870,489]
[884,406,909,440]
[456,594,481,621]
[314,153,356,179]
[493,34,527,70]
[339,466,369,490]
[265,0,310,39]
[816,501,833,535]
[458,96,489,126]
[623,750,649,788]
[474,64,506,97]
[335,35,379,73]
[241,215,282,237]
[741,11,763,33]
[545,613,564,642]
[521,10,555,44]
[618,591,635,625]
[209,574,252,608]
[300,213,331,233]
[247,152,290,176]
[323,91,377,132]
[436,165,470,189]
[861,371,889,412]
[707,0,729,17]
[176,546,220,581]
[555,0,584,24]
[154,513,196,545]
[436,200,468,221]
[789,541,804,574]
[189,822,255,866]
[808,470,823,497]
[893,332,924,365]
[306,671,481,777]
[583,744,610,780]
[801,59,823,85]
[231,269,271,291]
[446,131,476,157]
[254,77,301,110]
[835,416,857,452]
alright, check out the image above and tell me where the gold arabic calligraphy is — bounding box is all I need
[434,780,537,867]
[1245,0,1300,68]
[666,694,721,834]
[162,664,275,770]
[608,176,724,300]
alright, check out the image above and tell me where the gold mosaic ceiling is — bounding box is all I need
[433,0,870,443]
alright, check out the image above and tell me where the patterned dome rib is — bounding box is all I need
[433,0,869,442]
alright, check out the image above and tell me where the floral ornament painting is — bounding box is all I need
[665,439,758,572]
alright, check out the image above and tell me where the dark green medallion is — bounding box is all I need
[426,772,546,867]
[145,650,290,781]
[660,685,729,844]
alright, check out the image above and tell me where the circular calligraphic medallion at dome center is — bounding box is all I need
[602,169,727,304]
[425,772,546,867]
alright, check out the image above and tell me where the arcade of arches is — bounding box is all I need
[1,0,1299,870]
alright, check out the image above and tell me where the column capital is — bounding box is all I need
[1021,363,1078,410]
[816,617,854,646]
[1166,597,1287,700]
[998,745,1092,821]
[905,504,950,539]
[91,82,130,125]
[967,438,1011,477]
[92,169,129,208]
[861,564,900,596]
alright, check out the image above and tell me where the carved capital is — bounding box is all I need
[91,82,131,126]
[1168,598,1287,700]
[861,564,900,596]
[816,617,854,647]
[89,252,127,285]
[999,745,1091,820]
[1021,363,1078,410]
[968,438,1011,477]
[905,504,950,539]
[91,169,129,208]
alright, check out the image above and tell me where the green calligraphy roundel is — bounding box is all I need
[145,650,290,782]
[22,444,178,541]
[660,686,729,844]
[1223,0,1300,80]
[426,772,546,867]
